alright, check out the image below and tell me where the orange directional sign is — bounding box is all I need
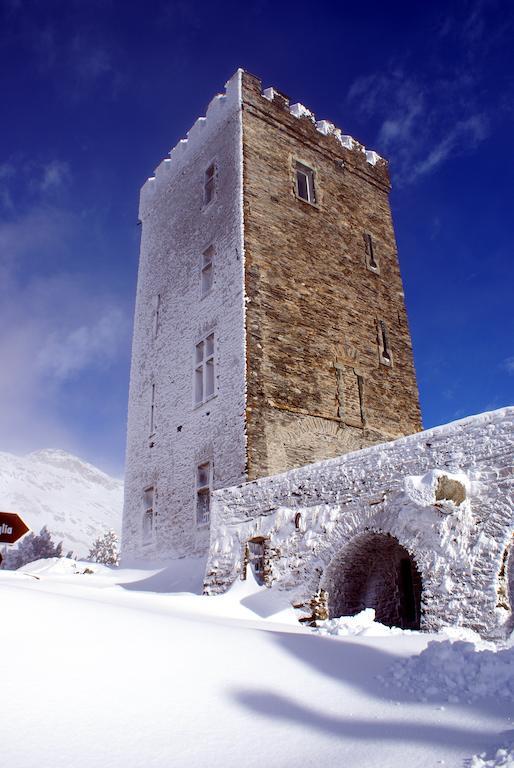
[0,512,30,544]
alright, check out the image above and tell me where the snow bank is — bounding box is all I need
[315,608,406,637]
[385,639,514,703]
[20,557,112,577]
[471,743,514,767]
[0,564,511,767]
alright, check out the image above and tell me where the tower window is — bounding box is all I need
[204,162,216,205]
[201,246,214,297]
[149,383,156,434]
[194,333,216,405]
[142,486,154,545]
[196,461,212,526]
[378,320,392,365]
[295,162,316,204]
[364,233,379,272]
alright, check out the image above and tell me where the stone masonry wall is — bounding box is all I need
[122,71,247,561]
[240,71,422,479]
[205,408,514,639]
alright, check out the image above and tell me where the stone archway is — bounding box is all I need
[324,532,422,630]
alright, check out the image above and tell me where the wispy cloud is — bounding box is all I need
[348,67,489,184]
[501,356,514,375]
[4,9,125,98]
[37,308,126,381]
[0,163,16,210]
[39,160,71,193]
[0,157,71,212]
[0,205,130,458]
[346,0,509,184]
[412,114,489,179]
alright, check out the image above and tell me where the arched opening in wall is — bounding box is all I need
[327,532,422,630]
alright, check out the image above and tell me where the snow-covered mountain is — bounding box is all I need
[0,449,123,557]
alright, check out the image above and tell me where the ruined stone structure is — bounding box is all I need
[205,408,514,640]
[122,70,421,562]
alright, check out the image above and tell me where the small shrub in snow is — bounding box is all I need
[88,530,120,566]
[1,526,63,570]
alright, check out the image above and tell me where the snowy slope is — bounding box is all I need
[0,559,511,768]
[0,449,122,557]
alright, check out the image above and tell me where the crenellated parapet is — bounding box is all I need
[139,69,243,215]
[263,86,384,166]
[241,70,389,189]
[140,68,390,216]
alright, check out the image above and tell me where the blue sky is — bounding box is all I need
[1,0,513,476]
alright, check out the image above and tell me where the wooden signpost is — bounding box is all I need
[0,512,30,566]
[0,513,30,545]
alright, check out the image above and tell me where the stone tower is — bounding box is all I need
[121,69,422,563]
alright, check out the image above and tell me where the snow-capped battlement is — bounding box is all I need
[141,68,387,214]
[260,84,385,168]
[140,70,242,212]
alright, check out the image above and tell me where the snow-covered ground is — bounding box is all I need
[0,559,512,768]
[0,449,122,556]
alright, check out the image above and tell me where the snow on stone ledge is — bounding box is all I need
[289,102,315,121]
[262,85,383,165]
[315,608,405,637]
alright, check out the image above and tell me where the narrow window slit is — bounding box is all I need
[379,321,392,364]
[149,383,156,434]
[364,233,379,271]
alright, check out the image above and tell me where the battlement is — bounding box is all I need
[141,69,389,215]
[259,82,384,168]
[139,69,242,213]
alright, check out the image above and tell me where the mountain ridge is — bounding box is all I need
[0,448,123,557]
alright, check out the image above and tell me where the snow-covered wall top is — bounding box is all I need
[205,408,514,639]
[261,86,385,168]
[139,70,242,214]
[140,68,385,212]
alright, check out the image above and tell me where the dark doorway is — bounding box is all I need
[327,532,422,630]
[247,537,266,585]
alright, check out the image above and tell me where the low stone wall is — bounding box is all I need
[204,408,514,639]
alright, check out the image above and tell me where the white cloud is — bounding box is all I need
[347,68,490,184]
[39,160,71,193]
[412,114,489,179]
[0,156,71,211]
[0,162,16,210]
[0,205,130,458]
[502,356,514,375]
[37,308,126,381]
[346,6,502,187]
